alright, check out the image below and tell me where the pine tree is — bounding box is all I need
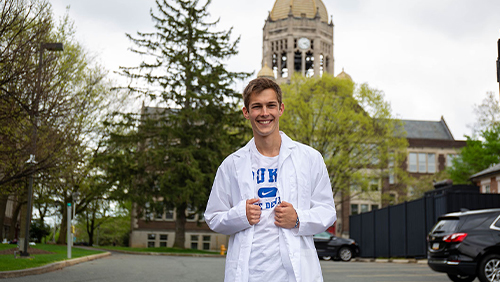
[119,0,250,248]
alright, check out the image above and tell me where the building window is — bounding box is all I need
[203,235,210,250]
[371,205,379,211]
[191,235,199,249]
[369,179,379,191]
[409,152,437,173]
[148,234,156,248]
[351,204,358,215]
[484,184,491,193]
[427,153,436,173]
[360,204,369,213]
[447,154,457,167]
[388,153,395,184]
[165,209,174,220]
[409,153,417,172]
[418,153,426,172]
[159,234,168,247]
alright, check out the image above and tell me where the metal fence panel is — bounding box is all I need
[388,203,406,257]
[361,212,375,257]
[349,214,362,248]
[374,208,390,258]
[406,199,426,258]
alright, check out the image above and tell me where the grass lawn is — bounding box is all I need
[96,245,220,255]
[0,244,105,272]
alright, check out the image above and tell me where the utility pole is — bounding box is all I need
[497,38,500,100]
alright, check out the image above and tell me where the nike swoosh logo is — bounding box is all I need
[262,190,273,196]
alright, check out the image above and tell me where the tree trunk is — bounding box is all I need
[8,200,22,240]
[57,205,67,244]
[173,206,186,248]
[0,193,8,239]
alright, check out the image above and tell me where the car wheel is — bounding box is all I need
[321,256,332,261]
[478,254,500,282]
[446,273,476,282]
[338,247,352,262]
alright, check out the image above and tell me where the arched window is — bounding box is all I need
[272,53,278,78]
[294,51,301,72]
[281,52,288,78]
[319,54,324,76]
[305,51,314,77]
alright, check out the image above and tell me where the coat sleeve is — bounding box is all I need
[204,163,252,235]
[293,150,337,236]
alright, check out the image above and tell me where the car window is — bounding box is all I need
[431,219,459,234]
[461,214,495,231]
[314,232,331,239]
[492,215,500,231]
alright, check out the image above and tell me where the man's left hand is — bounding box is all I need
[274,201,298,229]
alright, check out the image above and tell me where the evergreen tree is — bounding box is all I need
[116,0,250,248]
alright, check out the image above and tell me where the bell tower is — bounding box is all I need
[260,0,334,83]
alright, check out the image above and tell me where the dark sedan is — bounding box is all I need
[313,231,360,261]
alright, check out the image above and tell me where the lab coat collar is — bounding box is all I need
[233,132,296,199]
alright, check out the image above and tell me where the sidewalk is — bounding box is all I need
[0,252,111,279]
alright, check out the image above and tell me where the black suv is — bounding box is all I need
[427,208,500,282]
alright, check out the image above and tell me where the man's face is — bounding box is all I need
[242,88,284,138]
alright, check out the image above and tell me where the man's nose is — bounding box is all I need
[261,106,269,115]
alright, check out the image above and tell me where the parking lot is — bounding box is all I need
[4,252,471,282]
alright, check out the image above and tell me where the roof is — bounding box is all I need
[336,68,352,81]
[270,0,329,23]
[470,163,500,180]
[257,62,275,79]
[401,117,454,140]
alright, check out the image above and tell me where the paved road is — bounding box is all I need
[4,253,477,282]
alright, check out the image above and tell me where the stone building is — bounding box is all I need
[261,0,334,83]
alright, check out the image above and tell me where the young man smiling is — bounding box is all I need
[205,77,336,282]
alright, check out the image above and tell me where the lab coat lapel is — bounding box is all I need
[233,139,254,199]
[278,132,295,202]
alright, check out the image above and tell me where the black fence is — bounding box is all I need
[349,186,500,258]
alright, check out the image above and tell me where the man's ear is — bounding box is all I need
[279,103,284,116]
[242,106,250,120]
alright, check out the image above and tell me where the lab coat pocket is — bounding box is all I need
[300,248,323,282]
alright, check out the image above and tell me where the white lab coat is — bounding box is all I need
[205,132,337,282]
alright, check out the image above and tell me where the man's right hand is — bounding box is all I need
[246,198,261,225]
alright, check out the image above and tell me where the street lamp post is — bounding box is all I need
[497,38,500,99]
[21,42,63,257]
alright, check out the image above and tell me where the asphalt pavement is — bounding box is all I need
[2,250,480,282]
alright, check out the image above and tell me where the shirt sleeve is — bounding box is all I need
[292,150,337,236]
[204,163,252,235]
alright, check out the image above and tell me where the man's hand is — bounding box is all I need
[246,198,261,225]
[274,201,298,229]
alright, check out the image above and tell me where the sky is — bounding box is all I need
[49,0,500,140]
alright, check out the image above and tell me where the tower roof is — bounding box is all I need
[270,0,329,23]
[336,68,352,81]
[257,63,275,80]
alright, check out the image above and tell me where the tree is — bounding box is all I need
[469,91,500,137]
[112,0,250,248]
[448,124,500,184]
[280,74,408,206]
[0,0,126,244]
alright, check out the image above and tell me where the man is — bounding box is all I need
[204,77,336,282]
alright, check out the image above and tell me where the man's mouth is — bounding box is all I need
[258,120,272,124]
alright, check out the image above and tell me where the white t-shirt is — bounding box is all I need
[248,143,288,282]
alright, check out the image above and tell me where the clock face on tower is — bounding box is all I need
[298,37,310,50]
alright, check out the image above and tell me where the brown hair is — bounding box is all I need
[242,77,282,109]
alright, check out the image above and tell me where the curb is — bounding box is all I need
[102,248,224,258]
[0,252,111,279]
[355,258,428,264]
